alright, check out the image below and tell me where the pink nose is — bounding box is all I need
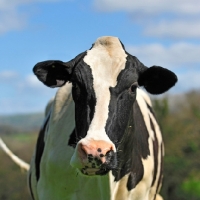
[78,140,114,164]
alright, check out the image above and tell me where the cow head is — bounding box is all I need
[33,36,177,176]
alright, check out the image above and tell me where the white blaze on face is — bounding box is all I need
[83,36,127,142]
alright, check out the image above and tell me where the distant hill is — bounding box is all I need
[0,90,199,135]
[0,113,44,134]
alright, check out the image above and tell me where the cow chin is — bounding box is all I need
[80,162,113,176]
[80,166,110,176]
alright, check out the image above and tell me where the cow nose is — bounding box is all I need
[79,140,115,164]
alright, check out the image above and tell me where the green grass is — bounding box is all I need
[9,133,37,142]
[182,177,200,198]
[0,132,37,200]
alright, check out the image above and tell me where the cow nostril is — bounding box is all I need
[79,141,115,166]
[78,144,89,160]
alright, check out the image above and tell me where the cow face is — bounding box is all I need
[33,36,177,176]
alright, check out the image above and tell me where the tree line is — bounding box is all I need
[153,91,200,200]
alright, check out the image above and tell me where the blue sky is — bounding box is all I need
[0,0,200,114]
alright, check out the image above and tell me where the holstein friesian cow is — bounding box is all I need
[29,36,177,200]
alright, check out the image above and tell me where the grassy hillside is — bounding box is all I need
[0,133,37,200]
[153,90,200,200]
[0,90,200,200]
[0,113,44,134]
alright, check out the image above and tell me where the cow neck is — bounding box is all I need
[112,107,135,181]
[112,99,150,190]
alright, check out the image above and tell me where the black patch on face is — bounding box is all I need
[107,100,150,190]
[105,57,138,146]
[103,54,150,187]
[70,59,96,143]
[125,52,148,74]
[127,102,151,191]
[28,172,35,200]
[132,101,150,159]
[105,53,147,148]
[126,101,152,190]
[113,120,143,187]
[35,114,50,181]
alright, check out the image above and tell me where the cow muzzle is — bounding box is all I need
[71,139,117,176]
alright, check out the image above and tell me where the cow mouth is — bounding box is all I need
[81,166,110,176]
[80,150,117,176]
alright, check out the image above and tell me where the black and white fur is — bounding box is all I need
[30,36,177,200]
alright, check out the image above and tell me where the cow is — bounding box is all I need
[29,36,177,200]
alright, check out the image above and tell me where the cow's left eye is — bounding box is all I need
[129,82,138,93]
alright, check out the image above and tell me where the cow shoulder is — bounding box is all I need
[29,83,75,199]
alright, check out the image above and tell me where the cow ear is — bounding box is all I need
[33,60,73,88]
[138,66,178,94]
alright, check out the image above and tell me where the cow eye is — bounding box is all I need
[130,82,138,93]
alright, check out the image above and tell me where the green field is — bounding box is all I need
[0,133,37,200]
[0,91,200,200]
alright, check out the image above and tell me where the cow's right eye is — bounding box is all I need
[130,82,138,93]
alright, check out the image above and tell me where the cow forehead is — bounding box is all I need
[93,36,123,51]
[81,36,128,140]
[84,36,127,87]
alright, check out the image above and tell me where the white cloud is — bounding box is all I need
[0,1,30,34]
[0,11,27,34]
[164,70,200,95]
[93,0,200,39]
[0,95,52,114]
[177,71,200,92]
[0,70,54,93]
[144,20,200,39]
[93,0,200,16]
[0,73,56,114]
[126,42,200,68]
[0,0,67,34]
[126,42,200,94]
[0,0,64,9]
[25,74,43,88]
[17,74,56,95]
[0,70,18,79]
